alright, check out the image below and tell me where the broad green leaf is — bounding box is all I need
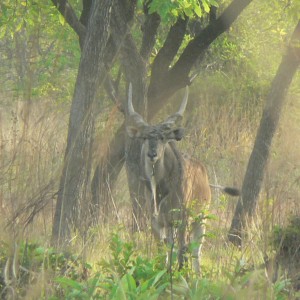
[194,5,202,17]
[58,13,65,26]
[151,269,167,287]
[202,0,210,13]
[55,277,82,290]
[125,274,137,291]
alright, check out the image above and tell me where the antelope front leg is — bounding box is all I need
[190,218,206,275]
[152,215,173,245]
[177,225,188,270]
[151,214,175,270]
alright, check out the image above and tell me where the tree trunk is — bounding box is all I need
[52,0,114,245]
[89,1,148,227]
[228,21,300,246]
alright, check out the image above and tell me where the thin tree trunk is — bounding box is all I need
[228,21,300,246]
[52,0,114,245]
[90,1,146,226]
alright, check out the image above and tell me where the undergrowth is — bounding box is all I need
[0,230,298,299]
[0,80,299,299]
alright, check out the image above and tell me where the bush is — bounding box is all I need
[273,215,300,260]
[0,233,298,299]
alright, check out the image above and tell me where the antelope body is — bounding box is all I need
[126,84,238,273]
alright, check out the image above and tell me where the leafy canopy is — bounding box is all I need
[144,0,219,22]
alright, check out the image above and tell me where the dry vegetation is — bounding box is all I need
[0,100,67,237]
[0,0,299,297]
[1,74,300,298]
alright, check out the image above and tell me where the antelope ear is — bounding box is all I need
[167,128,185,141]
[126,126,142,138]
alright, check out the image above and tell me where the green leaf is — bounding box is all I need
[183,7,193,18]
[209,0,219,6]
[194,5,202,17]
[0,25,7,39]
[34,246,46,255]
[202,0,210,13]
[55,277,82,290]
[87,276,101,297]
[58,13,65,26]
[15,20,24,33]
[124,274,137,291]
[151,269,167,287]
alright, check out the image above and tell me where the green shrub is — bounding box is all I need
[0,234,298,299]
[273,215,300,260]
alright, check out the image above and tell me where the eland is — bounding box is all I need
[126,83,239,273]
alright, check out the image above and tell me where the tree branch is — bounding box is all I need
[51,0,86,39]
[209,6,217,23]
[148,17,188,97]
[148,0,253,103]
[169,0,253,88]
[140,9,161,60]
[109,0,146,114]
[79,0,92,27]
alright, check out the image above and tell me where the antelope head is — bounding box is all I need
[126,83,189,164]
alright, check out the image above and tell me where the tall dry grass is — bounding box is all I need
[0,100,68,240]
[0,81,299,294]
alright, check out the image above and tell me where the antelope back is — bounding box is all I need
[182,157,211,212]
